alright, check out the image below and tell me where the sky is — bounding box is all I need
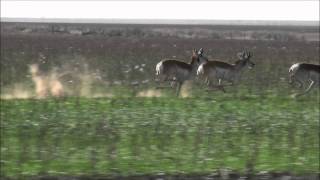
[1,1,319,21]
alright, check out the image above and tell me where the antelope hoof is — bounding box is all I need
[220,87,226,93]
[215,85,226,92]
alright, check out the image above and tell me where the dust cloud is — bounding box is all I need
[136,89,163,97]
[180,80,193,98]
[1,57,110,99]
[1,57,196,99]
[29,64,64,98]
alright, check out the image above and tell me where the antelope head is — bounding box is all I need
[196,48,209,65]
[236,50,255,69]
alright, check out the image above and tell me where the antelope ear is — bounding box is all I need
[192,49,197,56]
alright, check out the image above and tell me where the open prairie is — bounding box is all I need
[1,22,319,179]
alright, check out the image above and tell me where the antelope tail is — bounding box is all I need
[156,61,164,75]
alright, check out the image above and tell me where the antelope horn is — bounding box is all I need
[244,50,249,58]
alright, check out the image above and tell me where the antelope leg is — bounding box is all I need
[218,79,227,92]
[217,79,234,87]
[295,79,304,89]
[176,82,182,96]
[289,76,304,89]
[156,79,177,89]
[219,85,226,93]
[304,80,315,93]
[204,79,225,91]
[296,80,314,97]
[206,84,226,92]
[205,78,210,86]
[156,82,174,89]
[170,81,177,88]
[201,78,211,88]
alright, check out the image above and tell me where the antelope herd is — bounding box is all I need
[156,48,320,97]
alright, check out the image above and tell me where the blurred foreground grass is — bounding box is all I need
[1,95,319,177]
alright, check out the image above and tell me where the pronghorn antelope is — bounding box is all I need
[196,50,255,92]
[289,63,320,97]
[155,49,207,96]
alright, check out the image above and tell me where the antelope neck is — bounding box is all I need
[234,60,247,70]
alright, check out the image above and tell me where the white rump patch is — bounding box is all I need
[289,63,300,73]
[156,61,163,75]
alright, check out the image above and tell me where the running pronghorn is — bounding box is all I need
[196,50,255,92]
[289,63,320,97]
[155,49,207,96]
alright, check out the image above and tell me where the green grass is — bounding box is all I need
[1,95,319,177]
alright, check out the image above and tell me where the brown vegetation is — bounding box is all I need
[1,22,319,98]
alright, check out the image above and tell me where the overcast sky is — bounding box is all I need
[1,1,319,21]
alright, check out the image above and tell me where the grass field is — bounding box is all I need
[1,22,319,179]
[1,95,319,177]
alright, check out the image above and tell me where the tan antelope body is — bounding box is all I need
[155,49,205,96]
[197,51,255,92]
[289,63,320,96]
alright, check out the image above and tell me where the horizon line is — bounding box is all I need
[1,17,319,26]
